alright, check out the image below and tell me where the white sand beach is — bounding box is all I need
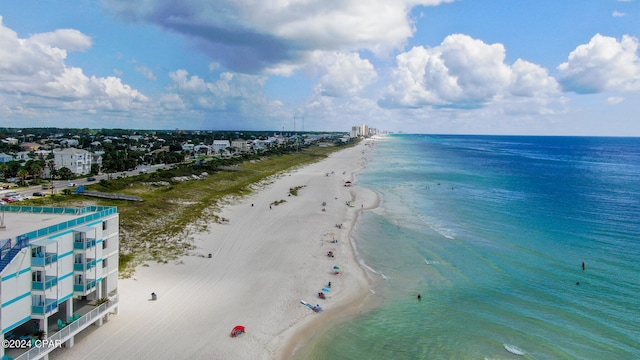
[50,140,378,360]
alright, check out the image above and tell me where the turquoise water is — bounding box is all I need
[300,135,640,359]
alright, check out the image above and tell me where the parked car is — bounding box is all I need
[87,177,96,181]
[2,197,17,203]
[32,192,46,197]
[4,191,19,198]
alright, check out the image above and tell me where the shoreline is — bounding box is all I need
[49,139,382,360]
[278,155,382,360]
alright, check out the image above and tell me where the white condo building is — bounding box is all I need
[52,149,93,176]
[0,205,119,360]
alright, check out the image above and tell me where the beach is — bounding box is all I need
[50,140,378,360]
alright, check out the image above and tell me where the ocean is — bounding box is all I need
[298,135,640,359]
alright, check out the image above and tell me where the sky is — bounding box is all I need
[0,0,639,135]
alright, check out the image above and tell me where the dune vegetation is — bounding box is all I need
[25,142,354,277]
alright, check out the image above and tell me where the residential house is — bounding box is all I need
[212,140,231,155]
[19,142,41,152]
[0,153,13,163]
[193,143,211,155]
[231,139,251,153]
[53,148,92,175]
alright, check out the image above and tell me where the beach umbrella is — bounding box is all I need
[322,287,330,293]
[333,266,341,270]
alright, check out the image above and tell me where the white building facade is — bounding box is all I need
[0,205,119,359]
[212,140,231,155]
[53,149,92,175]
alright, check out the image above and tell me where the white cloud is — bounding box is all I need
[135,65,157,81]
[607,96,625,104]
[0,17,147,113]
[379,34,559,108]
[28,29,92,51]
[105,0,453,73]
[509,59,560,97]
[558,34,640,93]
[309,51,377,97]
[166,69,273,114]
[612,11,626,17]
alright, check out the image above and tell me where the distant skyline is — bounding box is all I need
[0,1,639,135]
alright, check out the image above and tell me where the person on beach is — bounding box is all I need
[328,281,331,288]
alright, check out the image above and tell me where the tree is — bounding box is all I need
[28,161,43,182]
[2,161,21,178]
[57,167,73,180]
[17,168,29,185]
[46,159,57,181]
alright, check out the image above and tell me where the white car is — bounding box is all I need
[68,183,78,187]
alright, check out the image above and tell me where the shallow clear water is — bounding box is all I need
[299,135,640,360]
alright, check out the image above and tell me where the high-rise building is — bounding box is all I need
[0,205,119,359]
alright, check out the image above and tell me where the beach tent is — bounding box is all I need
[230,325,245,337]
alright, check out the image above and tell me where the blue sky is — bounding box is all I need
[0,0,639,135]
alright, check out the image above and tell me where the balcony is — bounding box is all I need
[74,279,97,293]
[32,298,58,315]
[73,258,96,271]
[73,238,97,250]
[31,252,58,267]
[32,276,58,291]
[15,295,119,360]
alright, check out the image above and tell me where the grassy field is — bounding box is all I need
[24,143,354,277]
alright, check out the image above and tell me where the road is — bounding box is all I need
[1,164,168,199]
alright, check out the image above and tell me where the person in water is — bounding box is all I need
[417,293,422,300]
[582,261,586,270]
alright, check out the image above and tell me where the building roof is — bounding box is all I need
[0,210,77,241]
[0,205,117,242]
[54,148,89,155]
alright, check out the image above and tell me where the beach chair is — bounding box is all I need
[68,316,75,324]
[4,331,15,340]
[74,313,81,321]
[57,319,66,330]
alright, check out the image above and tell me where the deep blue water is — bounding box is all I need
[300,135,640,360]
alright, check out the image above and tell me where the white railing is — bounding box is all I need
[14,295,119,360]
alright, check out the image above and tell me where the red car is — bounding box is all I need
[2,197,17,203]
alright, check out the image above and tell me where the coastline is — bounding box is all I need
[50,139,381,360]
[278,142,382,360]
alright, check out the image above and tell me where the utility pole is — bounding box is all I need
[294,115,305,133]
